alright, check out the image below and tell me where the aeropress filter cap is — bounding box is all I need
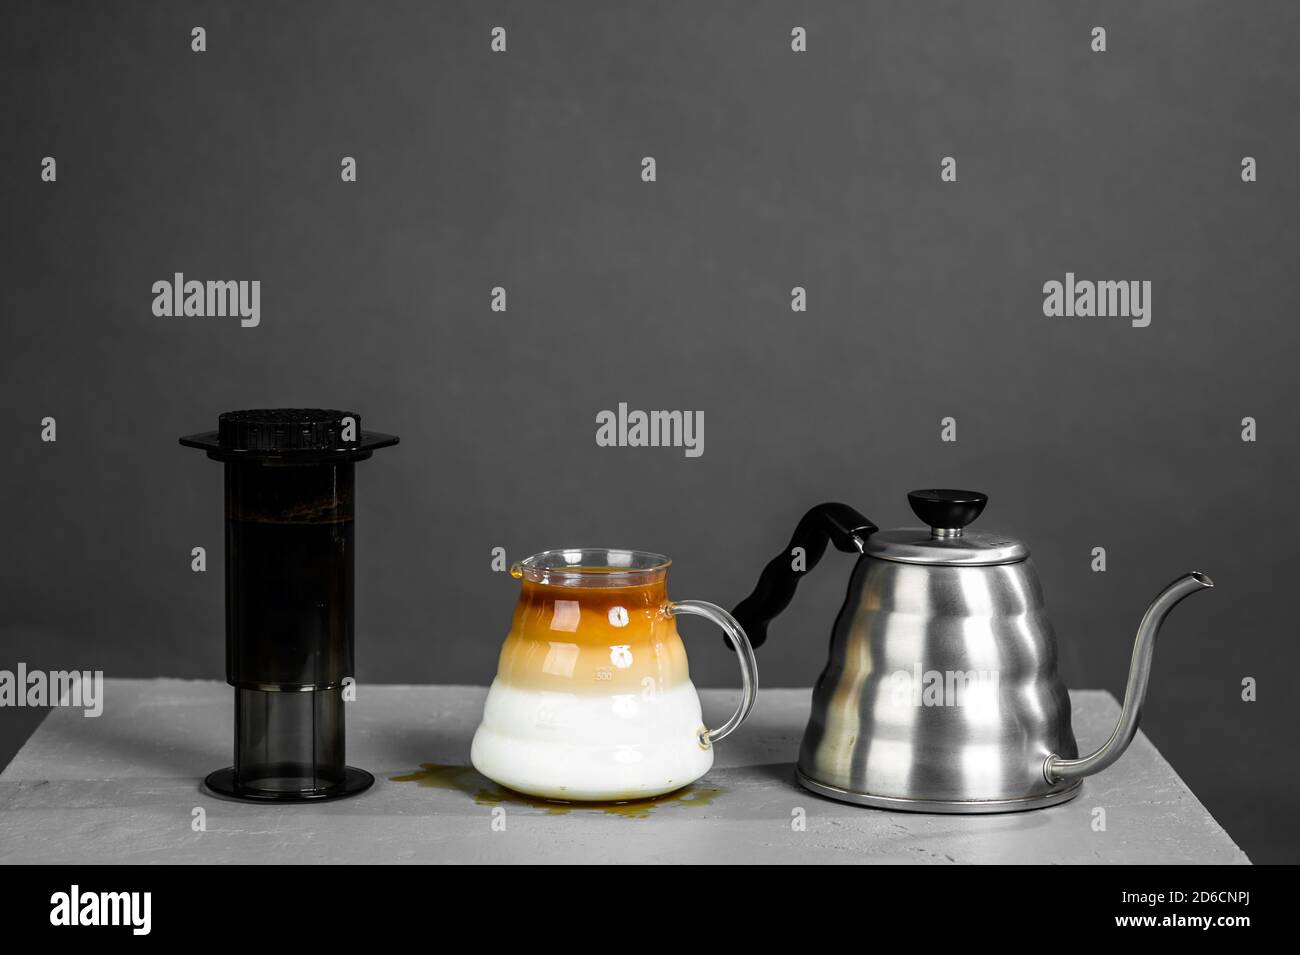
[181,409,398,801]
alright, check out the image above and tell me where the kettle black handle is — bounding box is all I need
[730,503,877,649]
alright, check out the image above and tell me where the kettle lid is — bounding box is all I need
[864,489,1029,566]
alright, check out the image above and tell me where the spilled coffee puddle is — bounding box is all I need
[390,763,722,818]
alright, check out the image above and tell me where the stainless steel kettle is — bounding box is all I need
[732,489,1213,813]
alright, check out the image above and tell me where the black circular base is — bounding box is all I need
[204,767,375,803]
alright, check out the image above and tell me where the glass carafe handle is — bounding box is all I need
[668,600,759,747]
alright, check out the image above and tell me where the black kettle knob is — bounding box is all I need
[907,489,988,531]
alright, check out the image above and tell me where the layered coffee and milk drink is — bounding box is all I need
[470,551,714,801]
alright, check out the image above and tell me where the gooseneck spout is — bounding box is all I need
[1045,572,1214,783]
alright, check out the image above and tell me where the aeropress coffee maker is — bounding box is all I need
[181,409,398,801]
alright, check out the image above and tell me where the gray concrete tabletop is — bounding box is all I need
[0,679,1248,864]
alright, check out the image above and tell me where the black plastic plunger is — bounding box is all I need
[180,409,398,802]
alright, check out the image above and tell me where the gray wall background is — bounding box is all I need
[2,1,1297,862]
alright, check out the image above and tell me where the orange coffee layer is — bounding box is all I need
[495,579,691,693]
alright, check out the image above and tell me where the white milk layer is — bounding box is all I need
[470,678,714,801]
